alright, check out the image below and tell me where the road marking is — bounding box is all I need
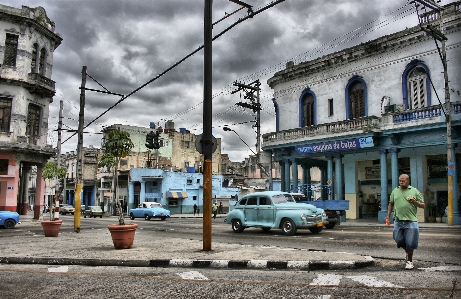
[346,275,403,288]
[419,266,461,272]
[310,274,342,286]
[176,270,209,280]
[47,266,68,273]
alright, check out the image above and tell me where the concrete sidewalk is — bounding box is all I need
[1,213,456,271]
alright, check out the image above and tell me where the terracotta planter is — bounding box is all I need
[41,220,63,237]
[107,223,138,249]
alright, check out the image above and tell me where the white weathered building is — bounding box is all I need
[0,5,61,217]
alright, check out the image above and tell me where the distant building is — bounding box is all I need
[0,4,61,218]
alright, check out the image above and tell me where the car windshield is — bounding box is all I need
[148,203,162,208]
[90,206,102,211]
[62,204,73,208]
[272,194,296,204]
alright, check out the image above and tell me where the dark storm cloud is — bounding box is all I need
[3,0,451,160]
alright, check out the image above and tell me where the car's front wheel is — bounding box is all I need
[309,226,323,234]
[281,219,297,235]
[4,219,16,229]
[99,215,102,218]
[231,219,244,233]
[324,222,336,229]
[161,217,166,221]
[130,213,135,220]
[84,214,87,218]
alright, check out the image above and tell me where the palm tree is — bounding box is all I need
[42,161,67,221]
[98,129,134,225]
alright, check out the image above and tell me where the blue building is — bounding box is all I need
[128,168,239,214]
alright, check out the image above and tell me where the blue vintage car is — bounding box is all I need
[0,210,20,229]
[225,191,327,235]
[129,202,171,221]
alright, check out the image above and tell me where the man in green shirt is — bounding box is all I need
[386,174,425,270]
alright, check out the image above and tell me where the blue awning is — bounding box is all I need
[166,191,188,199]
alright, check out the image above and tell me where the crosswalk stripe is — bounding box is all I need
[346,275,403,288]
[310,274,342,286]
[176,270,209,280]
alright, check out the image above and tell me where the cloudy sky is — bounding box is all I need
[4,0,455,161]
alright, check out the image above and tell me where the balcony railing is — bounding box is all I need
[262,102,461,147]
[28,73,55,90]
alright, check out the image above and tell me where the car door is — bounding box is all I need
[258,196,275,227]
[243,196,258,226]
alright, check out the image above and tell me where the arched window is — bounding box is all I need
[407,66,428,109]
[349,81,365,119]
[39,48,46,75]
[298,89,316,127]
[31,43,38,73]
[302,93,314,126]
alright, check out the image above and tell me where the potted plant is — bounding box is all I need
[41,161,66,237]
[99,129,136,249]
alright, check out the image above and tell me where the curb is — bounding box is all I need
[0,256,374,271]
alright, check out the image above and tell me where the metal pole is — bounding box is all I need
[74,66,86,233]
[54,100,63,220]
[202,0,213,251]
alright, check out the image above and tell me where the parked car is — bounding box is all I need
[59,204,75,215]
[84,206,103,218]
[129,202,171,221]
[225,191,327,235]
[0,210,20,229]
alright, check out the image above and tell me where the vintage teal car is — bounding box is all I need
[0,210,20,229]
[129,202,171,221]
[225,191,327,235]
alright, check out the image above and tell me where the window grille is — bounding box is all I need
[408,67,427,109]
[3,34,18,67]
[0,98,12,133]
[26,104,41,144]
[349,82,365,119]
[302,93,314,126]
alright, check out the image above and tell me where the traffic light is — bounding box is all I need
[153,131,160,149]
[145,131,154,149]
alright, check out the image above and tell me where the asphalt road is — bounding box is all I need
[1,216,460,298]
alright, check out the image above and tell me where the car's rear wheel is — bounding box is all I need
[309,226,323,234]
[84,214,87,218]
[325,222,336,229]
[99,215,102,218]
[231,219,244,233]
[144,215,151,220]
[281,219,297,235]
[130,213,135,220]
[4,219,16,229]
[161,217,166,221]
[93,215,97,218]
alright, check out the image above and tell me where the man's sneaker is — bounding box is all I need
[405,261,414,270]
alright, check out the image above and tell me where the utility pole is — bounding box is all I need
[75,66,86,233]
[202,0,213,251]
[54,100,63,220]
[413,0,456,225]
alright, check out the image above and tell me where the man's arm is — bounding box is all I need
[386,202,394,219]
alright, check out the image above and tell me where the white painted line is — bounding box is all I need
[346,275,403,288]
[310,274,342,286]
[47,266,69,273]
[248,260,268,268]
[419,266,461,272]
[287,261,310,269]
[176,270,209,280]
[170,259,193,267]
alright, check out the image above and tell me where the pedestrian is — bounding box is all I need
[218,202,223,214]
[212,202,218,219]
[193,203,197,216]
[385,174,425,270]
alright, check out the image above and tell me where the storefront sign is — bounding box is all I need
[145,192,162,198]
[296,137,374,154]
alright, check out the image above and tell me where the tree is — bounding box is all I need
[98,129,134,225]
[42,161,67,221]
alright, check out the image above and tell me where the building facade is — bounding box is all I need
[0,5,61,218]
[263,2,461,224]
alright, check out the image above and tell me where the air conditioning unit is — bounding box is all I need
[396,104,405,112]
[384,104,396,113]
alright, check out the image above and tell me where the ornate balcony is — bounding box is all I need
[262,102,461,148]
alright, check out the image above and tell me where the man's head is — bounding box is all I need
[399,174,410,189]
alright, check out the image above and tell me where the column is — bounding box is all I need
[292,159,298,193]
[284,159,291,192]
[34,166,44,220]
[128,182,135,212]
[327,156,334,199]
[334,154,343,200]
[449,145,460,224]
[321,167,327,200]
[140,181,146,202]
[303,165,310,198]
[390,148,399,189]
[378,149,389,223]
[280,161,285,192]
